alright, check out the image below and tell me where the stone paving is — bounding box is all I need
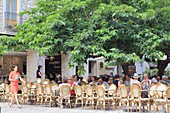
[0,102,166,113]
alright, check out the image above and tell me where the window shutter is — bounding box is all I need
[6,0,10,18]
[12,0,16,19]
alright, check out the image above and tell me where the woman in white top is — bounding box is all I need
[141,74,151,90]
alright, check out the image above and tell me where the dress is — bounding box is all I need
[9,71,20,94]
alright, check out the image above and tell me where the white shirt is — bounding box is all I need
[130,79,140,85]
[151,77,157,83]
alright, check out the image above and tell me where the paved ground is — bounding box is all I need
[0,102,166,113]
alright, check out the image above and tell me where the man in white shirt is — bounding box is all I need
[130,73,141,89]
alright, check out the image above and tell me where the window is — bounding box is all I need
[6,0,17,20]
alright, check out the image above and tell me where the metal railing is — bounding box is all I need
[4,12,22,32]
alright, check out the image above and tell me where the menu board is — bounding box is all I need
[45,55,61,80]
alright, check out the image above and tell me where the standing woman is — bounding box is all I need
[9,65,26,108]
[36,65,44,79]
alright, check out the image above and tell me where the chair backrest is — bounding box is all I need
[30,84,37,94]
[149,84,157,97]
[36,84,43,95]
[119,85,129,98]
[4,84,10,94]
[85,85,93,97]
[26,82,32,88]
[156,83,167,98]
[51,84,59,95]
[101,84,106,89]
[59,85,70,97]
[130,84,141,98]
[166,86,170,99]
[95,85,105,98]
[43,79,50,85]
[44,84,52,95]
[81,85,86,92]
[108,84,117,95]
[74,85,83,97]
[0,83,5,89]
[91,84,96,89]
[21,84,29,94]
[36,78,42,84]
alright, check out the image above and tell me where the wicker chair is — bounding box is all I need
[3,84,11,103]
[21,84,29,105]
[44,84,53,107]
[51,84,59,106]
[130,84,142,113]
[153,83,167,112]
[118,85,129,113]
[29,83,37,104]
[95,85,106,110]
[165,86,170,113]
[0,83,5,102]
[59,85,71,108]
[74,85,83,108]
[36,84,44,105]
[84,85,94,110]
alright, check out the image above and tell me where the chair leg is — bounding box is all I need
[92,100,94,110]
[139,102,141,113]
[154,103,156,113]
[70,99,72,108]
[127,102,129,113]
[74,100,77,108]
[81,100,83,109]
[84,100,88,109]
[118,102,121,113]
[96,100,98,110]
[147,101,150,112]
[103,101,105,110]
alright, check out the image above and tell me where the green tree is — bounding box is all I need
[0,0,170,74]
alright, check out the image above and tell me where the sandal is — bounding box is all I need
[10,104,13,108]
[18,105,22,109]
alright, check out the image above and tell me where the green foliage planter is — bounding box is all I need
[144,68,158,78]
[164,68,170,76]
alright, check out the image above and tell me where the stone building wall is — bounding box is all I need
[61,53,75,78]
[0,0,4,33]
[27,50,45,82]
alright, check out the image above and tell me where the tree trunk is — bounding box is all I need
[157,59,170,78]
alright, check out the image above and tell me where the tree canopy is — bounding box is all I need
[0,0,170,74]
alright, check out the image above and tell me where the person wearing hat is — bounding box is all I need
[130,73,141,89]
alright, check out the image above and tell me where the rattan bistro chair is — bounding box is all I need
[36,84,44,105]
[51,84,59,101]
[130,84,142,113]
[21,84,29,105]
[74,85,84,108]
[118,85,129,113]
[95,85,106,110]
[84,85,94,110]
[3,84,11,103]
[153,83,167,113]
[165,86,170,113]
[44,84,53,107]
[59,85,71,108]
[0,83,5,102]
